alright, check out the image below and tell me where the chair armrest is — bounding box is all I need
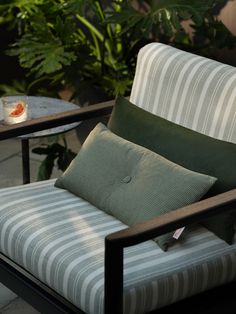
[0,99,114,141]
[106,188,236,248]
[104,188,236,314]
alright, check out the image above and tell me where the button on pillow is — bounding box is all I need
[55,123,216,251]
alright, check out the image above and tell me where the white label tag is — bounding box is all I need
[173,227,185,240]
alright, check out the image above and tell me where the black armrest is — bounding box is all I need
[0,99,114,141]
[104,188,236,314]
[106,188,236,247]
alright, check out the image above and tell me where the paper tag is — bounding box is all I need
[173,227,185,240]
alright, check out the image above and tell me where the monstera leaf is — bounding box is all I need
[11,39,75,76]
[7,13,77,77]
[108,0,219,41]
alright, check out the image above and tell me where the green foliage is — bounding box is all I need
[0,80,27,96]
[1,0,235,101]
[9,35,77,76]
[1,0,136,100]
[32,141,76,181]
[1,0,235,180]
[109,0,236,53]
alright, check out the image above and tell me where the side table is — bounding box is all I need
[0,96,80,184]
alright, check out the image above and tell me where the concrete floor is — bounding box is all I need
[0,129,81,188]
[0,129,81,314]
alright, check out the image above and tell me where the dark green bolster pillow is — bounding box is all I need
[55,123,216,251]
[107,96,236,244]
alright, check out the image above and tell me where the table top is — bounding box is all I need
[0,96,80,139]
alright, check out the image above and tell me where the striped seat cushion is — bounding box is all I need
[0,180,236,314]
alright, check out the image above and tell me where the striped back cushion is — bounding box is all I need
[130,43,236,144]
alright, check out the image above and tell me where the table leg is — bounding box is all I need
[21,139,30,184]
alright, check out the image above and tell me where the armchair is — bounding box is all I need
[0,43,236,314]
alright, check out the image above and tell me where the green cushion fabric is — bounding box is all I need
[108,96,236,243]
[55,123,216,251]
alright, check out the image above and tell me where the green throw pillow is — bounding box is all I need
[108,96,236,244]
[55,123,216,251]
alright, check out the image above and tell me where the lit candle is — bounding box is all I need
[2,99,28,124]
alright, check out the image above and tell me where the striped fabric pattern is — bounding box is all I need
[130,43,236,144]
[0,180,236,314]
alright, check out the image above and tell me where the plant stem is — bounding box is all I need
[76,14,117,69]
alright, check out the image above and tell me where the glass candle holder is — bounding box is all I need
[1,98,28,124]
